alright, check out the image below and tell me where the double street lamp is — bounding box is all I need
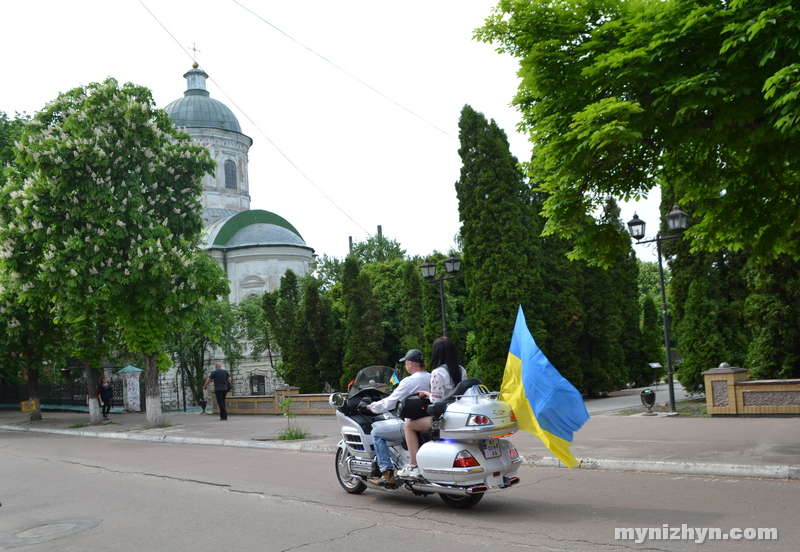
[419,256,462,337]
[627,205,689,413]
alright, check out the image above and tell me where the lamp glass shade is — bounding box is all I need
[627,213,646,240]
[419,260,436,280]
[444,256,462,275]
[666,205,689,231]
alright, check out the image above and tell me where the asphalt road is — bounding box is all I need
[585,382,694,414]
[1,432,794,552]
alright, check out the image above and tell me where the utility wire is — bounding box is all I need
[138,0,372,237]
[232,0,456,140]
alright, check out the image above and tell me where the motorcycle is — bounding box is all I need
[329,365,522,508]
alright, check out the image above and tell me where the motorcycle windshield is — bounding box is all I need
[348,365,398,398]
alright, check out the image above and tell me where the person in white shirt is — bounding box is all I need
[365,349,430,488]
[398,337,467,479]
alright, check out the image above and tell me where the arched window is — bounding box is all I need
[224,160,237,189]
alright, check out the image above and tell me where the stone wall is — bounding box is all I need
[702,363,800,416]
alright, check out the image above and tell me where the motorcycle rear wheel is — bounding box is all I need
[439,493,484,509]
[335,447,367,494]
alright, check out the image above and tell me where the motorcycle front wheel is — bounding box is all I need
[335,447,367,494]
[439,493,484,509]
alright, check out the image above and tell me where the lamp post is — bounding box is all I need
[627,205,689,413]
[420,256,462,337]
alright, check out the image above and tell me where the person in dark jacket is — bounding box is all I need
[203,362,231,420]
[97,377,113,420]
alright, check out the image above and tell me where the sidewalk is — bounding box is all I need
[1,409,798,480]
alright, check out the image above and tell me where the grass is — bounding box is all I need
[614,398,709,417]
[277,424,309,440]
[69,422,90,428]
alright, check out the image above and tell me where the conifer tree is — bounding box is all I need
[744,256,800,380]
[455,105,543,390]
[677,278,726,393]
[399,260,424,354]
[340,256,386,387]
[640,293,664,382]
[536,224,584,388]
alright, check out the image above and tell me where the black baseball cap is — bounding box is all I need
[399,349,424,363]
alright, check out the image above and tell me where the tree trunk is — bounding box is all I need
[144,353,165,427]
[86,364,102,425]
[26,365,42,422]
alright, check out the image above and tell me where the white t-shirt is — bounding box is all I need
[429,365,468,403]
[369,370,431,414]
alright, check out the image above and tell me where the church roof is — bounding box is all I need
[203,210,312,251]
[164,65,243,133]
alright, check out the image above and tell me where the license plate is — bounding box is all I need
[482,439,501,459]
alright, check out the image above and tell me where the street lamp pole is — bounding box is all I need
[627,205,689,413]
[420,257,462,337]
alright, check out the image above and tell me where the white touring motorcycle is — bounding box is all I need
[329,365,522,508]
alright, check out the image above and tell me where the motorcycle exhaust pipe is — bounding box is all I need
[406,481,488,497]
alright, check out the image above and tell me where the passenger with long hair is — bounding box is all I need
[398,336,467,479]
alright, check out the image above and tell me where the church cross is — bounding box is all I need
[188,43,201,62]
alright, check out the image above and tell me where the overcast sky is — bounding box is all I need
[0,0,661,262]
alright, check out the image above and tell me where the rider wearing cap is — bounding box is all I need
[366,349,430,488]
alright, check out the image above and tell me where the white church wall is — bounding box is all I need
[190,127,252,212]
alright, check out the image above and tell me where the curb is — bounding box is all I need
[0,425,335,453]
[524,455,800,480]
[3,425,797,480]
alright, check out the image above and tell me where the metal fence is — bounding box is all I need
[0,380,124,408]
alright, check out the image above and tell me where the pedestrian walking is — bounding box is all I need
[203,363,231,420]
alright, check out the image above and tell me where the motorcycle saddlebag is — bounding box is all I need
[399,396,431,419]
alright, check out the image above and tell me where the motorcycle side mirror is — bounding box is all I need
[329,393,345,407]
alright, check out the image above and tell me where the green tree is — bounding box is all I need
[455,105,543,390]
[340,256,386,387]
[296,277,341,392]
[262,270,301,386]
[399,260,425,354]
[577,262,627,396]
[314,253,343,291]
[638,260,661,301]
[262,271,343,392]
[0,284,66,421]
[677,278,727,394]
[350,234,406,264]
[169,299,243,407]
[236,293,274,366]
[4,78,226,426]
[0,111,27,176]
[640,293,664,382]
[535,215,585,388]
[743,256,800,380]
[477,0,800,266]
[363,258,407,364]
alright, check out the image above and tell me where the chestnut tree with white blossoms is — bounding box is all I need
[0,78,228,427]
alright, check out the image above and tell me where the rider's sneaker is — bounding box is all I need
[397,464,421,479]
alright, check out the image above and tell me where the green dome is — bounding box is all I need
[164,66,242,133]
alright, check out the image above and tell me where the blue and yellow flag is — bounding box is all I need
[390,372,400,385]
[501,306,590,468]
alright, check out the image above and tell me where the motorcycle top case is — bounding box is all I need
[436,390,519,441]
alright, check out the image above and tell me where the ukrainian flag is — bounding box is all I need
[390,372,400,385]
[501,306,590,468]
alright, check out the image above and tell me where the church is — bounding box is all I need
[161,63,315,398]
